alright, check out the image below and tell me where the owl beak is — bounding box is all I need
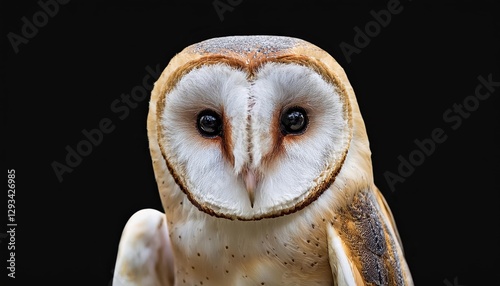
[242,168,258,208]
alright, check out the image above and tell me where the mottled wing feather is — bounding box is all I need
[373,187,403,253]
[329,190,408,286]
[373,187,414,285]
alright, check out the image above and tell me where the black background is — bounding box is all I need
[3,0,500,285]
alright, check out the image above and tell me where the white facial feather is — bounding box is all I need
[159,62,350,219]
[161,64,251,216]
[251,63,350,211]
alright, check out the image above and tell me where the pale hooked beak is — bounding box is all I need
[242,168,258,208]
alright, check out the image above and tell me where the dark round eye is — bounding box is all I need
[280,107,308,135]
[197,110,223,138]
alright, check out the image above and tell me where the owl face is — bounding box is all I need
[154,36,353,220]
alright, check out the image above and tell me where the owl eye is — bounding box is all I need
[280,107,308,135]
[197,110,223,138]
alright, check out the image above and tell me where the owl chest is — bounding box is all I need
[168,217,333,285]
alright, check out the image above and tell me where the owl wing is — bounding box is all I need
[373,186,404,254]
[113,209,174,286]
[327,188,413,286]
[327,223,365,286]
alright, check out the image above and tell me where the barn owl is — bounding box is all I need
[113,35,414,286]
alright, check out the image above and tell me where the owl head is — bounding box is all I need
[148,36,373,221]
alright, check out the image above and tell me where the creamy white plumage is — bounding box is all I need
[113,35,414,285]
